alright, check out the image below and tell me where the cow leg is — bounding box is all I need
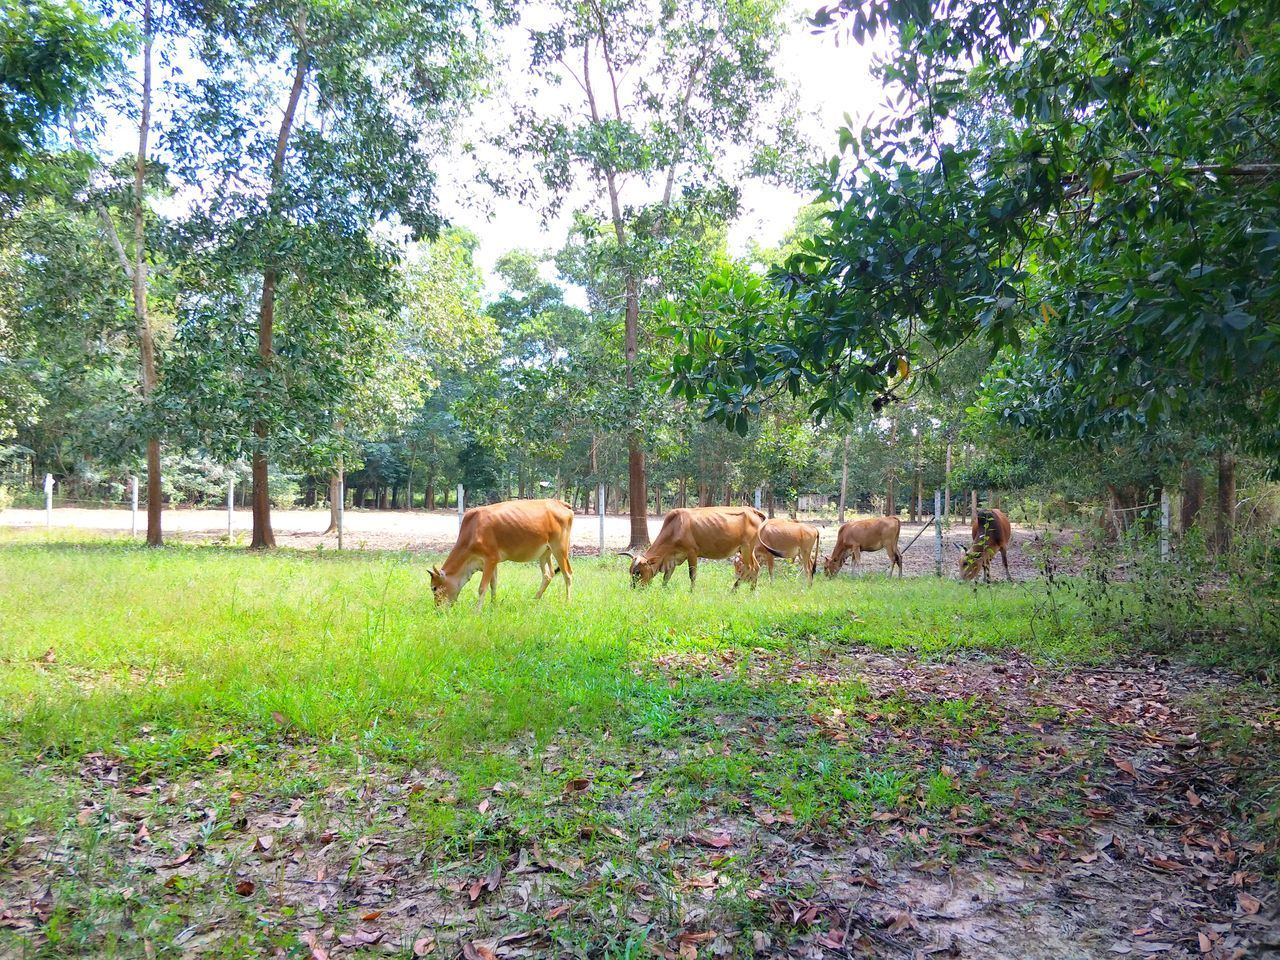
[476,558,498,610]
[534,552,555,599]
[894,550,904,578]
[662,561,677,586]
[556,544,573,601]
[687,556,698,590]
[1000,546,1011,582]
[766,553,775,579]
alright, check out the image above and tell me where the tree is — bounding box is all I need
[506,0,804,546]
[165,0,496,547]
[667,0,1280,473]
[0,0,124,206]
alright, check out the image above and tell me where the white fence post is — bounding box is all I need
[336,473,345,551]
[44,474,53,528]
[1160,489,1170,562]
[598,483,606,555]
[227,477,234,539]
[754,487,762,511]
[457,484,464,527]
[934,488,943,577]
[130,476,139,537]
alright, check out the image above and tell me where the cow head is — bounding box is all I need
[628,554,658,587]
[956,540,987,581]
[822,554,842,577]
[429,565,461,605]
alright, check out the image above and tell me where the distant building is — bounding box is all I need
[797,493,830,513]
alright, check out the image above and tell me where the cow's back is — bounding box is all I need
[840,516,900,551]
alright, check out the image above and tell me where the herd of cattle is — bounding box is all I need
[427,499,1014,608]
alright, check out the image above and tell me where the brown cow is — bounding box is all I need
[626,506,765,590]
[823,516,903,578]
[958,508,1012,582]
[430,499,573,609]
[732,519,821,587]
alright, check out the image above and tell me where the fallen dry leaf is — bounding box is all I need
[234,879,255,896]
[1238,892,1262,915]
[157,850,193,869]
[690,830,732,849]
[461,944,497,960]
[253,835,274,853]
[563,777,591,795]
[413,936,436,956]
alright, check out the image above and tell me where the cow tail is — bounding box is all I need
[757,521,787,559]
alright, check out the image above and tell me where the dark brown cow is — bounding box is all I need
[430,499,573,608]
[958,508,1012,582]
[732,519,820,587]
[626,506,765,591]
[823,516,903,578]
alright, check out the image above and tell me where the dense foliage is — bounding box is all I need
[667,0,1280,471]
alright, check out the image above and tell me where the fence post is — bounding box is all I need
[227,477,235,540]
[598,483,606,555]
[1160,489,1170,562]
[130,476,139,537]
[457,484,464,527]
[336,473,345,551]
[934,488,943,577]
[754,487,762,511]
[44,474,53,528]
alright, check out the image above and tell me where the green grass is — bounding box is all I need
[0,533,1107,775]
[11,533,1272,958]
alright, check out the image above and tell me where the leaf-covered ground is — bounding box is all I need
[0,538,1276,958]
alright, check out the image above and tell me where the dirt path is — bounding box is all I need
[1,507,1057,579]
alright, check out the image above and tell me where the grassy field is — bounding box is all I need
[0,533,1275,959]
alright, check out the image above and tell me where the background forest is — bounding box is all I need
[2,0,1276,554]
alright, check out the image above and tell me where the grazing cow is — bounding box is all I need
[430,499,573,609]
[731,519,821,587]
[626,506,765,590]
[958,508,1012,582]
[823,516,903,578]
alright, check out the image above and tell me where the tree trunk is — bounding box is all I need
[837,433,850,523]
[654,484,662,516]
[1180,460,1202,537]
[251,31,309,549]
[1215,450,1235,554]
[970,488,979,520]
[885,415,898,516]
[944,439,953,521]
[678,476,687,508]
[322,471,341,534]
[767,488,775,519]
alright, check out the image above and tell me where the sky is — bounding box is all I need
[434,0,887,292]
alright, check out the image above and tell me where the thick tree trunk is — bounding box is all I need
[1180,460,1202,537]
[1215,450,1235,554]
[251,32,308,549]
[837,433,850,523]
[322,472,340,534]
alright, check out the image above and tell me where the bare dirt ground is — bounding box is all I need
[0,507,1054,579]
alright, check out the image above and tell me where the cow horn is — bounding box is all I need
[618,551,635,560]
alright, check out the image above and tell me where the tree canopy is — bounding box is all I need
[667,0,1280,468]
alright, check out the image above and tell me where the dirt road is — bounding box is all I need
[1,507,1055,579]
